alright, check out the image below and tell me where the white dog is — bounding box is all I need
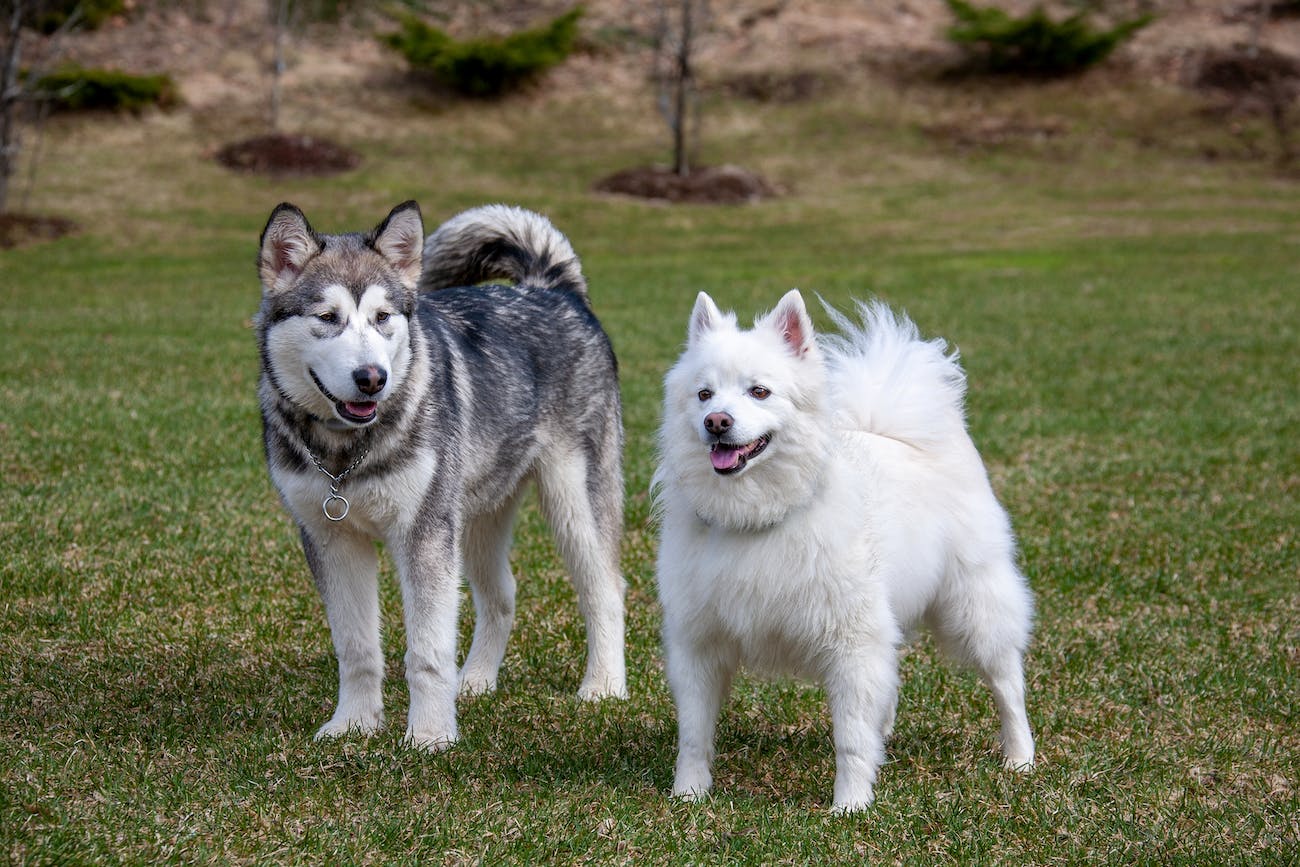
[653,290,1035,812]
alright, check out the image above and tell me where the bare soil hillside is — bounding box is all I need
[33,1,1300,113]
[5,0,1297,229]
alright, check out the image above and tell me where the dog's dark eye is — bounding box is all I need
[697,389,712,402]
[376,311,390,324]
[749,385,771,400]
[317,311,337,323]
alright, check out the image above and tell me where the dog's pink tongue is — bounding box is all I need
[346,401,376,418]
[711,444,742,471]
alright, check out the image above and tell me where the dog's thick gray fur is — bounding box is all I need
[255,201,627,750]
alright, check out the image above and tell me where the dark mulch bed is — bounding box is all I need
[593,164,778,204]
[0,212,78,249]
[1194,46,1300,94]
[214,133,361,176]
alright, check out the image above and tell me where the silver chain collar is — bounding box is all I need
[307,447,370,522]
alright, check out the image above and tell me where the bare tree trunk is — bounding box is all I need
[672,0,692,177]
[654,0,706,178]
[269,0,290,131]
[653,2,676,172]
[1248,1,1269,59]
[1,2,80,215]
[1264,76,1295,168]
[1,0,26,214]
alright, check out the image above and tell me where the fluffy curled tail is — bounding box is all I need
[821,299,969,447]
[419,204,588,302]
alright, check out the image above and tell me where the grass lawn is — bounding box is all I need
[1,71,1297,864]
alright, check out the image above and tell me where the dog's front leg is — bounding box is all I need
[666,637,738,801]
[394,520,462,751]
[824,641,900,813]
[304,527,385,739]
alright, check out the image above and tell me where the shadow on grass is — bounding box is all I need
[7,630,328,749]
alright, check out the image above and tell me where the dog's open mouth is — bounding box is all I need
[310,369,378,425]
[710,434,770,475]
[337,400,377,423]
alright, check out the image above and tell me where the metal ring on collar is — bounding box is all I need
[323,493,350,522]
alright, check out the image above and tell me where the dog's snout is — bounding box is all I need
[704,412,733,436]
[353,365,387,396]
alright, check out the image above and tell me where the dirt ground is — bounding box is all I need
[212,132,362,176]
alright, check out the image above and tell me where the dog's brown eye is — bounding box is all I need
[697,389,712,402]
[376,311,390,323]
[318,311,337,323]
[749,385,771,400]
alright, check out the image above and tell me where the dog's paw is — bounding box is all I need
[404,727,458,753]
[1003,754,1035,773]
[831,778,876,814]
[458,673,498,698]
[671,768,713,803]
[830,795,875,815]
[672,785,712,804]
[314,710,383,741]
[577,673,628,701]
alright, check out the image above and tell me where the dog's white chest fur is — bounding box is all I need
[659,465,890,679]
[275,448,436,541]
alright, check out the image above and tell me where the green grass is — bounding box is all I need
[1,72,1297,864]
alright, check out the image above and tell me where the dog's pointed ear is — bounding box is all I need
[259,203,321,295]
[765,289,815,358]
[369,201,424,290]
[689,292,725,344]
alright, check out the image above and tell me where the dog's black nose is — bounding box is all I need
[704,412,733,436]
[353,365,387,395]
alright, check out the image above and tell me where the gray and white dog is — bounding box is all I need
[255,201,627,750]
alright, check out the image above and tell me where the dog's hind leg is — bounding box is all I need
[928,557,1036,770]
[304,528,385,740]
[459,493,523,696]
[536,447,627,700]
[981,652,1035,770]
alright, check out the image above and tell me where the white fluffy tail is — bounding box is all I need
[419,204,588,302]
[821,300,968,447]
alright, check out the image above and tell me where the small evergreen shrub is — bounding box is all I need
[34,67,179,113]
[383,7,583,98]
[945,0,1152,77]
